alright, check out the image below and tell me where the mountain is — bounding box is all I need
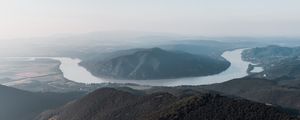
[80,48,230,80]
[200,77,300,114]
[242,45,300,64]
[0,84,84,120]
[254,57,300,80]
[37,88,298,120]
[160,40,232,58]
[242,45,300,80]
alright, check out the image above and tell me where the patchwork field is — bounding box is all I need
[0,58,84,92]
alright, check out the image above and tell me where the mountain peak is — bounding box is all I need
[80,48,230,80]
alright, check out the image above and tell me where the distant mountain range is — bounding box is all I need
[37,88,298,120]
[0,84,84,120]
[80,48,230,80]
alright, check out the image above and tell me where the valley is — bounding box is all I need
[2,40,300,120]
[0,48,252,88]
[1,1,300,119]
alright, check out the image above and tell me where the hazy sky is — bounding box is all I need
[0,0,300,39]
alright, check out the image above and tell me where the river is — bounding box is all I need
[46,49,256,86]
[3,49,259,86]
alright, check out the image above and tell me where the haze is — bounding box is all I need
[0,0,300,40]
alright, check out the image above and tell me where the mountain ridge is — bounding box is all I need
[37,88,298,120]
[80,47,230,80]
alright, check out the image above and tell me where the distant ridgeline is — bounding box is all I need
[80,47,230,80]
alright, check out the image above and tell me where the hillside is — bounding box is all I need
[200,77,300,114]
[242,45,300,64]
[0,85,84,120]
[37,88,298,120]
[80,48,230,80]
[242,45,300,80]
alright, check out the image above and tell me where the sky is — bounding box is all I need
[0,0,300,39]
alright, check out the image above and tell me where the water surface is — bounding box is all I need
[3,49,253,86]
[49,49,252,86]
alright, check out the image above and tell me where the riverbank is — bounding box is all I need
[49,49,252,86]
[1,49,255,86]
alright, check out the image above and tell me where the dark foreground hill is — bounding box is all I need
[37,88,298,120]
[80,48,230,80]
[0,85,84,120]
[199,77,300,114]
